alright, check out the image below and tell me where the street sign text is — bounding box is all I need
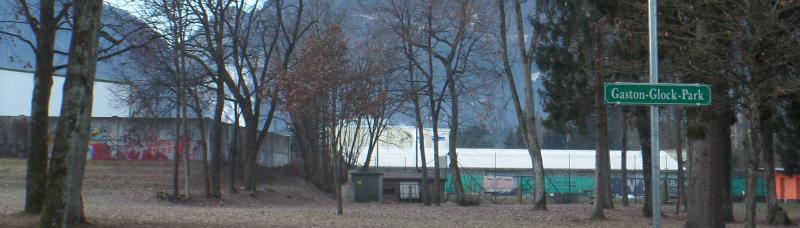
[604,83,711,106]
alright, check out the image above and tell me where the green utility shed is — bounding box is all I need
[352,172,383,202]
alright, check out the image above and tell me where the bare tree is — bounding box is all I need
[374,0,497,206]
[282,19,347,191]
[186,0,313,193]
[375,0,449,205]
[187,84,214,197]
[9,0,71,214]
[1,0,155,213]
[185,0,238,195]
[38,0,104,226]
[369,0,427,203]
[497,0,548,210]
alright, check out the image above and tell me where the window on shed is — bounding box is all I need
[399,182,420,200]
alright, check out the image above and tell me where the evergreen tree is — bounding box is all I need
[534,0,628,218]
[776,95,800,174]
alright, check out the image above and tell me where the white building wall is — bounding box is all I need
[357,126,451,169]
[359,146,680,171]
[0,69,130,117]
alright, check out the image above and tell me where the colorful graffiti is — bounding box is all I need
[86,126,203,161]
[88,143,112,160]
[484,176,514,193]
[1,117,290,167]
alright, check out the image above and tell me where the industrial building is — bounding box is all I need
[0,66,289,166]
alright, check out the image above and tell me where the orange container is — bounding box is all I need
[776,171,800,201]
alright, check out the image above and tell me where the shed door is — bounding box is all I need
[354,175,379,202]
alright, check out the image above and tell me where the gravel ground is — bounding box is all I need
[0,159,796,227]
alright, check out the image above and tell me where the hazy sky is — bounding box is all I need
[106,0,262,15]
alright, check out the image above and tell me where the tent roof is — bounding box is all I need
[362,148,680,171]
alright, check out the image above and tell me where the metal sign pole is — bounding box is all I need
[648,0,661,227]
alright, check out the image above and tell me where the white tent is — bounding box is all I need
[360,147,680,171]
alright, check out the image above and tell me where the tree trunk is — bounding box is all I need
[361,131,373,172]
[360,118,382,172]
[684,81,727,228]
[722,123,734,222]
[199,119,211,198]
[334,146,343,215]
[621,110,629,207]
[636,108,653,218]
[675,107,684,214]
[448,72,466,206]
[521,27,550,211]
[319,108,331,191]
[229,111,240,194]
[426,8,442,204]
[591,57,610,218]
[218,55,260,192]
[593,21,612,211]
[431,115,442,206]
[592,136,607,217]
[172,93,182,199]
[523,68,548,210]
[38,1,103,225]
[411,60,430,206]
[189,91,210,197]
[242,124,259,192]
[25,0,59,214]
[210,78,224,198]
[763,125,777,222]
[684,126,691,213]
[237,105,258,192]
[182,103,191,199]
[511,0,547,210]
[294,120,312,180]
[499,0,542,209]
[745,91,762,228]
[318,101,330,192]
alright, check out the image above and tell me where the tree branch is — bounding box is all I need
[0,30,36,51]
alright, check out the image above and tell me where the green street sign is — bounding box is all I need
[604,83,711,106]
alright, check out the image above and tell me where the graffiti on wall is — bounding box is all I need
[85,125,203,161]
[1,116,291,167]
[484,176,515,193]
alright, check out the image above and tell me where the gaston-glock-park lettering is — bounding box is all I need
[604,83,711,106]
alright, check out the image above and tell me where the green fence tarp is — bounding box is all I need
[444,175,593,194]
[731,178,767,197]
[444,175,484,193]
[444,175,767,197]
[519,176,594,194]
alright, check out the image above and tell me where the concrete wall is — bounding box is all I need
[0,116,30,158]
[0,116,291,167]
[256,133,291,167]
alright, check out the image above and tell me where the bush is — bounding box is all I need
[460,194,481,206]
